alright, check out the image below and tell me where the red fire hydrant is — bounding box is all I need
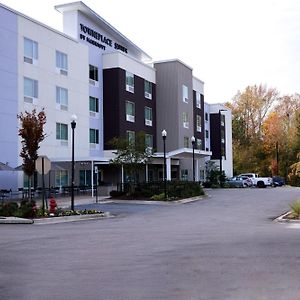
[49,196,57,216]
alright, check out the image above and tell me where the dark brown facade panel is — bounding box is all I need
[103,68,121,149]
[103,67,157,150]
[210,113,221,159]
[193,90,205,149]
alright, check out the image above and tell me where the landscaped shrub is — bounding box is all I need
[111,181,204,200]
[0,200,37,218]
[19,200,37,218]
[289,200,300,218]
[0,202,19,217]
[168,181,204,199]
[138,181,204,200]
[110,190,125,198]
[150,193,165,201]
[288,175,300,187]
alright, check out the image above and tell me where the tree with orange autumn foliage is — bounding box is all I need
[229,84,300,180]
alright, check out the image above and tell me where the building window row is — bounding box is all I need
[89,128,99,148]
[196,92,201,109]
[24,37,68,76]
[24,37,38,64]
[183,137,203,149]
[125,101,153,126]
[89,96,99,116]
[23,77,102,118]
[56,169,95,188]
[182,85,188,103]
[125,71,153,99]
[126,130,153,149]
[196,115,202,132]
[89,64,99,85]
[56,122,100,146]
[24,77,38,104]
[56,86,68,111]
[182,112,189,128]
[56,51,68,75]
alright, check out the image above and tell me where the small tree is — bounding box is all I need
[17,109,46,198]
[109,131,152,191]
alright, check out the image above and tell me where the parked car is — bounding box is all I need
[226,176,252,188]
[272,176,285,187]
[239,173,273,188]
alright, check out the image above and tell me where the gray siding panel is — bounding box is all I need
[155,61,193,152]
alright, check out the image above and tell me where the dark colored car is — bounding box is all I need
[272,176,285,186]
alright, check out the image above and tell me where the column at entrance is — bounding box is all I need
[166,157,171,180]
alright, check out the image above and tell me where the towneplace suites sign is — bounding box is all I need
[79,23,128,54]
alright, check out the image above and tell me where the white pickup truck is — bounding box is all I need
[239,173,273,188]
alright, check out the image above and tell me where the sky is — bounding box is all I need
[2,0,300,103]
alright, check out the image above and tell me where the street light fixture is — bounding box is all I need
[219,109,226,187]
[191,136,195,181]
[162,129,167,199]
[70,114,77,211]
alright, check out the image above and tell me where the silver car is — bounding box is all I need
[226,176,253,188]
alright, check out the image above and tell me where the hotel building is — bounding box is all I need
[0,2,233,192]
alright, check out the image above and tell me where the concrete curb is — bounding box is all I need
[33,212,112,225]
[0,212,112,225]
[102,194,207,205]
[274,211,300,223]
[0,217,34,224]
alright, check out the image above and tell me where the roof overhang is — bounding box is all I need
[154,148,212,159]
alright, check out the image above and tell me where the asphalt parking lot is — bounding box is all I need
[2,187,300,300]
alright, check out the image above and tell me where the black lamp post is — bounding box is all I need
[191,136,195,181]
[70,114,77,211]
[219,109,226,187]
[162,129,167,199]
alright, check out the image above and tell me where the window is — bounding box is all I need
[197,138,202,150]
[182,112,189,128]
[182,85,188,103]
[184,136,189,148]
[126,130,135,145]
[205,130,209,139]
[221,114,225,126]
[126,71,134,93]
[145,134,153,149]
[145,106,153,126]
[181,169,188,181]
[144,80,152,99]
[205,112,209,122]
[56,51,68,75]
[221,129,225,143]
[55,170,68,187]
[89,96,99,117]
[89,64,98,84]
[126,101,135,122]
[24,77,38,104]
[24,37,38,64]
[56,87,68,111]
[196,92,201,108]
[199,169,205,181]
[56,123,68,141]
[196,115,202,132]
[79,170,91,186]
[89,128,99,144]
